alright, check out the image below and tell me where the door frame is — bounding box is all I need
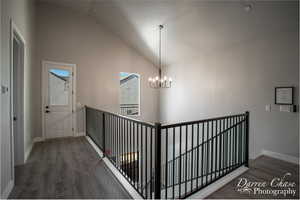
[41,61,77,140]
[10,20,26,182]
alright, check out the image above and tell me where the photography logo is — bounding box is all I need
[236,172,297,197]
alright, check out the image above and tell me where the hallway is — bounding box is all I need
[9,137,131,199]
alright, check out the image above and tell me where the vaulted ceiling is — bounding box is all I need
[36,0,297,67]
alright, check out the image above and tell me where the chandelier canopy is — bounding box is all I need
[148,25,172,89]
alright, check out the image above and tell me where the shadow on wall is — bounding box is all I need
[91,1,158,66]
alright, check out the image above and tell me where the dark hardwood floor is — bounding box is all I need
[9,137,131,199]
[207,155,299,199]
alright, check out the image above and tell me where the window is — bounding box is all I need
[120,72,140,116]
[48,69,70,105]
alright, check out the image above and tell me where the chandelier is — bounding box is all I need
[148,25,172,88]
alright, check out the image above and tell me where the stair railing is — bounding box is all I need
[85,106,249,199]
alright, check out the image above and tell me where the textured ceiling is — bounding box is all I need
[36,0,297,67]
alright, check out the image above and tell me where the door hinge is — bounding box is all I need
[72,110,74,113]
[72,91,74,95]
[72,72,74,76]
[72,128,74,132]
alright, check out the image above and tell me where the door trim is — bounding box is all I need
[41,60,77,140]
[10,19,26,185]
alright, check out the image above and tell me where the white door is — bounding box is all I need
[43,62,74,139]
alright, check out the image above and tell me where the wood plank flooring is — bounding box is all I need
[9,137,131,199]
[207,156,299,199]
[8,136,299,199]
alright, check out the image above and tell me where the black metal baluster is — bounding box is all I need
[135,123,138,188]
[229,117,232,171]
[196,123,200,190]
[228,117,231,172]
[126,120,129,179]
[134,123,137,188]
[117,117,120,167]
[224,118,228,173]
[231,117,234,169]
[115,116,117,164]
[165,128,168,199]
[243,116,245,164]
[122,119,125,175]
[218,119,221,177]
[114,116,117,165]
[131,122,134,184]
[245,112,249,167]
[179,126,182,197]
[221,119,226,176]
[106,114,108,157]
[172,127,175,199]
[137,124,140,190]
[232,117,234,169]
[239,116,243,165]
[129,121,132,183]
[145,127,148,199]
[141,125,144,197]
[113,115,115,163]
[191,124,194,192]
[150,127,153,199]
[227,117,230,171]
[201,123,204,188]
[185,125,188,195]
[210,120,213,182]
[234,117,237,168]
[206,121,209,185]
[215,119,218,179]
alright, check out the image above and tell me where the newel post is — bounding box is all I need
[154,123,162,199]
[245,111,250,167]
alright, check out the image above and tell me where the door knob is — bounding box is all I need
[45,106,49,109]
[45,110,50,113]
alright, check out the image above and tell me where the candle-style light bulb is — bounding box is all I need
[148,77,152,82]
[155,76,159,81]
[169,77,172,82]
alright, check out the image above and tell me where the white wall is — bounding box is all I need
[160,1,299,159]
[0,0,2,195]
[1,0,36,197]
[36,3,160,136]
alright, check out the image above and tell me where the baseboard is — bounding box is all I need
[86,136,103,157]
[261,149,299,165]
[77,132,86,137]
[85,136,142,199]
[188,166,248,199]
[1,180,14,199]
[24,142,33,162]
[33,137,44,143]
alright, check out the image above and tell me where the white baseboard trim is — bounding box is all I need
[85,136,142,199]
[77,132,86,137]
[24,142,33,162]
[1,180,14,199]
[188,166,248,199]
[86,136,103,157]
[261,149,299,165]
[33,137,44,143]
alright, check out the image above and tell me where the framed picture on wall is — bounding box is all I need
[275,87,294,105]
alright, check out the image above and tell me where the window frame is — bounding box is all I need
[119,72,141,116]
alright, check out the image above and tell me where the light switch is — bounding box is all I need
[280,105,291,112]
[1,85,8,94]
[265,104,271,112]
